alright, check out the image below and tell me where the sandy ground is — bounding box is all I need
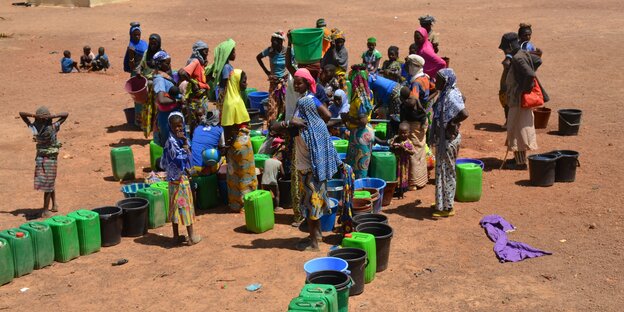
[1,0,623,311]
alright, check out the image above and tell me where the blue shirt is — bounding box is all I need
[369,74,399,104]
[94,54,109,67]
[221,63,233,82]
[261,47,294,78]
[521,41,536,52]
[314,83,330,105]
[61,57,74,73]
[153,74,175,95]
[191,125,224,167]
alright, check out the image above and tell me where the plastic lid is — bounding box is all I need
[16,232,24,238]
[344,233,352,238]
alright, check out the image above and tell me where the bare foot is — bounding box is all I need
[50,205,59,213]
[188,235,202,246]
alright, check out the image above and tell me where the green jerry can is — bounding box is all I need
[67,210,101,256]
[19,222,55,269]
[251,136,266,154]
[150,140,163,170]
[332,140,348,154]
[299,284,338,312]
[136,188,166,228]
[455,163,483,202]
[342,232,376,284]
[254,154,270,169]
[374,123,387,140]
[369,151,397,182]
[150,181,170,222]
[194,174,218,210]
[0,229,34,278]
[0,238,14,285]
[288,297,328,312]
[110,146,135,181]
[44,216,80,263]
[243,190,274,233]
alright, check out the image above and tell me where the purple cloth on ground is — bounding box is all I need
[480,214,552,263]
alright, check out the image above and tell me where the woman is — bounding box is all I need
[123,23,147,74]
[221,69,257,212]
[519,23,538,53]
[207,39,236,104]
[152,51,182,147]
[257,31,291,124]
[403,54,431,189]
[498,32,518,127]
[133,33,162,131]
[344,65,374,179]
[501,34,549,169]
[413,27,446,79]
[285,68,339,250]
[178,40,211,133]
[432,69,468,217]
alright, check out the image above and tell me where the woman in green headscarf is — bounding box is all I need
[206,39,236,106]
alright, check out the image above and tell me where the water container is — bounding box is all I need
[328,247,367,296]
[0,229,34,277]
[342,232,376,283]
[251,136,266,154]
[374,124,387,140]
[254,154,270,169]
[327,180,344,205]
[110,146,135,181]
[455,163,483,202]
[355,222,394,272]
[354,178,387,213]
[352,213,389,229]
[278,179,292,208]
[533,107,551,129]
[337,153,347,162]
[243,190,275,233]
[558,109,582,136]
[332,140,348,153]
[303,257,349,277]
[67,210,101,255]
[299,284,339,312]
[290,28,324,64]
[369,152,397,182]
[0,238,14,285]
[353,190,371,199]
[552,150,580,182]
[150,181,170,221]
[248,92,269,114]
[306,270,353,312]
[250,129,263,137]
[247,108,262,123]
[120,182,150,198]
[19,222,54,269]
[287,297,327,312]
[194,174,219,210]
[319,198,339,232]
[528,153,558,187]
[92,206,123,247]
[456,158,485,170]
[124,75,148,104]
[136,188,166,229]
[351,198,373,216]
[150,140,163,169]
[123,107,135,126]
[381,181,398,206]
[44,216,80,263]
[117,197,149,237]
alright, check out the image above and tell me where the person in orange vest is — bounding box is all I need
[317,18,331,57]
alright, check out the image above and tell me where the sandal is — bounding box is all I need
[432,209,455,218]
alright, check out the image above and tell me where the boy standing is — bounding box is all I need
[361,37,382,73]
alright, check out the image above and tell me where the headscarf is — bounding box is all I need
[221,69,250,126]
[187,40,209,65]
[294,68,317,94]
[415,27,446,78]
[124,25,148,72]
[144,34,162,67]
[152,50,170,66]
[208,39,236,82]
[432,68,465,143]
[204,109,220,127]
[367,37,377,44]
[316,18,326,28]
[418,15,436,25]
[331,28,345,40]
[160,111,192,181]
[406,54,425,80]
[35,106,51,117]
[271,31,285,40]
[499,32,520,52]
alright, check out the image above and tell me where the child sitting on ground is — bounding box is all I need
[380,46,403,83]
[60,50,80,73]
[79,46,94,70]
[160,112,201,246]
[261,150,285,211]
[389,121,415,197]
[91,47,110,72]
[361,37,382,73]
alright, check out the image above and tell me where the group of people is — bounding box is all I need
[60,45,110,73]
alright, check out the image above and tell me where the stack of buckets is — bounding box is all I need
[528,150,580,187]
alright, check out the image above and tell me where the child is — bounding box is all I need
[380,46,403,83]
[191,109,225,173]
[390,121,415,197]
[79,46,94,70]
[19,107,69,217]
[160,112,201,246]
[91,47,110,72]
[261,151,285,211]
[361,37,382,73]
[60,50,79,73]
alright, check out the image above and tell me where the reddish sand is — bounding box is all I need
[0,0,623,311]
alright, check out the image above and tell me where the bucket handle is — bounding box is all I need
[560,115,581,127]
[28,223,47,231]
[576,158,581,167]
[346,275,355,289]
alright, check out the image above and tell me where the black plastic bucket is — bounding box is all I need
[306,270,352,311]
[551,150,580,182]
[355,222,394,272]
[558,109,582,136]
[247,108,261,123]
[92,206,123,247]
[123,107,135,126]
[116,197,149,237]
[352,213,388,229]
[528,154,558,187]
[328,248,367,296]
[278,179,292,208]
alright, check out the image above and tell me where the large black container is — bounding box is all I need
[328,248,367,296]
[558,109,582,136]
[278,179,292,209]
[116,198,149,237]
[92,206,123,247]
[528,154,558,187]
[552,150,580,182]
[352,213,388,229]
[355,222,394,272]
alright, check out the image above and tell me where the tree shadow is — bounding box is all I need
[231,237,301,251]
[109,138,150,148]
[133,233,179,249]
[0,207,44,220]
[383,201,437,221]
[473,122,506,133]
[515,179,533,187]
[106,123,139,133]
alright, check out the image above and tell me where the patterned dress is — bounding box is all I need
[226,128,258,212]
[32,121,61,192]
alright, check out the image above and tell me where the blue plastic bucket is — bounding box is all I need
[304,256,349,277]
[456,158,485,170]
[319,198,339,232]
[120,183,150,198]
[330,136,341,141]
[372,145,390,152]
[354,178,387,213]
[248,91,269,114]
[338,153,347,162]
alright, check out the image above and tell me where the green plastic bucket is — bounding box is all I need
[306,270,353,312]
[251,136,266,154]
[333,139,349,153]
[254,154,270,169]
[291,28,324,64]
